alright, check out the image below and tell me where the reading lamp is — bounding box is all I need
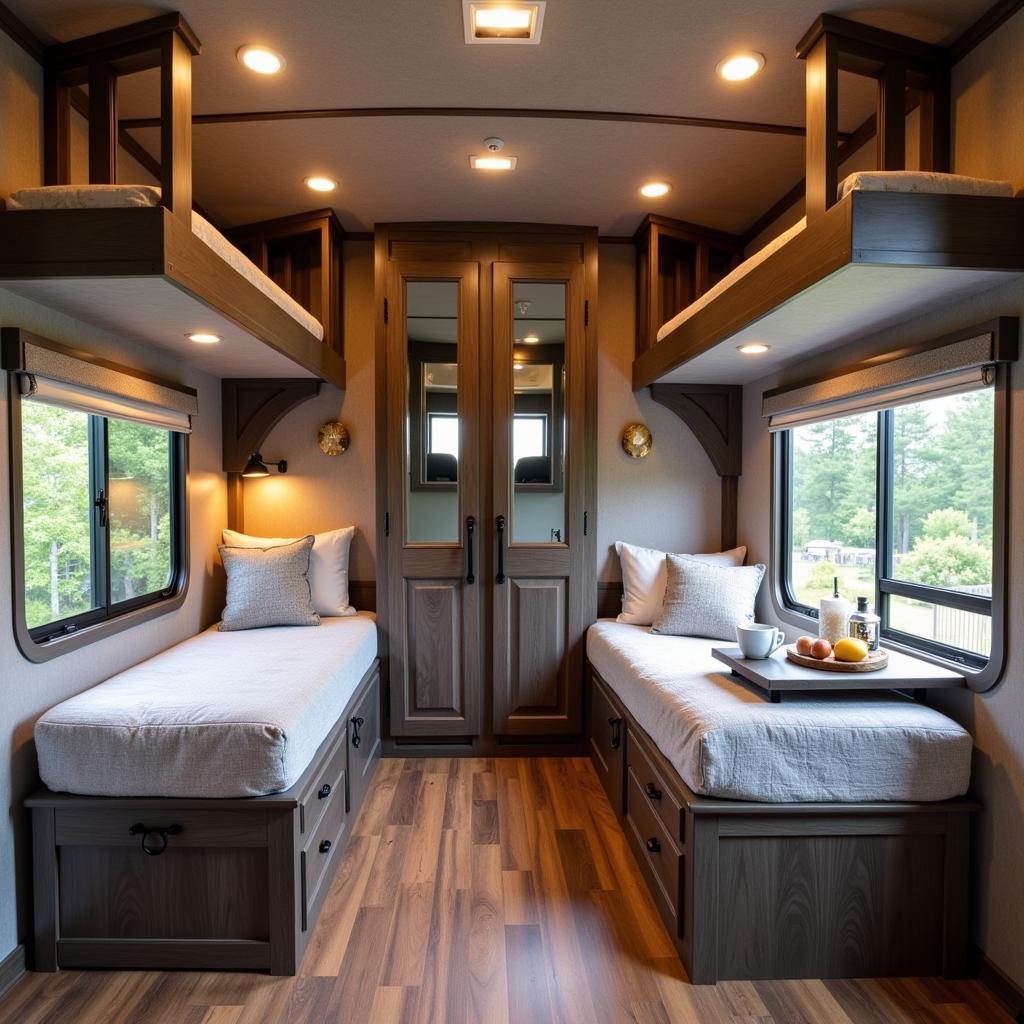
[241,452,288,478]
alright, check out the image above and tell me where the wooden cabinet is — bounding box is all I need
[634,214,740,356]
[376,226,597,747]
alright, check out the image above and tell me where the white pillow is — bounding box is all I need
[614,540,747,625]
[222,526,356,617]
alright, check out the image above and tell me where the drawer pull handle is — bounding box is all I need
[645,837,661,854]
[608,716,623,749]
[351,715,365,748]
[128,822,182,856]
[644,781,662,801]
[319,839,332,854]
[318,783,332,800]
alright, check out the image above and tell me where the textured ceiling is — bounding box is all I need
[7,0,992,235]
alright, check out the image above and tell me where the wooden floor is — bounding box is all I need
[0,757,1013,1024]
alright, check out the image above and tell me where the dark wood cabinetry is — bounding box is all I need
[634,214,741,356]
[376,225,598,750]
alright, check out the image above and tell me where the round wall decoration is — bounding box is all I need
[621,422,653,459]
[318,421,351,456]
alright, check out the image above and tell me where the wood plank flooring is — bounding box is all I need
[0,757,1013,1023]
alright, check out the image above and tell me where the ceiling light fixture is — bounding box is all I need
[717,52,765,81]
[186,331,222,344]
[305,176,337,192]
[523,332,540,344]
[237,45,285,75]
[470,155,517,170]
[640,181,671,198]
[737,342,770,354]
[463,1,546,44]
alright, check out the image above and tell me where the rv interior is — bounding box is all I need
[1,1,1023,1021]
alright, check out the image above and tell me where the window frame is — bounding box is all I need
[770,365,1009,691]
[10,381,189,663]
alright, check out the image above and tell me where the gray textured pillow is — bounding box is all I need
[219,536,320,631]
[651,554,765,641]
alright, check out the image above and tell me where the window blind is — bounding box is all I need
[19,374,192,433]
[763,329,1005,432]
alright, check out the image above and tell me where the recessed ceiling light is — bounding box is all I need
[237,45,285,75]
[717,52,765,81]
[186,331,222,344]
[463,1,546,44]
[523,332,540,344]
[470,155,518,171]
[737,342,770,354]
[640,181,671,198]
[305,176,337,192]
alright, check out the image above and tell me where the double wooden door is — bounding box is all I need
[377,227,597,742]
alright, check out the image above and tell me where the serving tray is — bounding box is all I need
[785,645,889,673]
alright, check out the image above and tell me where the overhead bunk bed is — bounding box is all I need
[632,14,1024,391]
[0,14,345,391]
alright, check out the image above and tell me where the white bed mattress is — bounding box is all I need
[35,614,377,798]
[587,620,972,803]
[654,170,1015,343]
[6,185,325,341]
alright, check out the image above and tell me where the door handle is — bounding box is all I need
[466,515,476,584]
[495,515,506,584]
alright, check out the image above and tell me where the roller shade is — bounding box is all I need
[20,374,192,433]
[763,328,1006,432]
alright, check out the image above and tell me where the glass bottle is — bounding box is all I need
[848,596,880,651]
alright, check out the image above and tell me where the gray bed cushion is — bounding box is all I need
[219,535,320,630]
[652,554,765,641]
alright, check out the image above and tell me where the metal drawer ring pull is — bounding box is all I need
[128,822,183,856]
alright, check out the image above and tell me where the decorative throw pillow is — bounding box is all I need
[614,541,747,625]
[651,554,765,641]
[219,536,320,631]
[222,526,356,617]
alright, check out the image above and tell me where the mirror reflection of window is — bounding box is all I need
[406,281,460,543]
[511,282,566,544]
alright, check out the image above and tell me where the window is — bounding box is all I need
[426,411,459,458]
[17,398,186,647]
[513,413,547,467]
[778,385,997,668]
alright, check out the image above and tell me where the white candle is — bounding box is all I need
[819,596,851,645]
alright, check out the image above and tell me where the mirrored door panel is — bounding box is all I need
[405,280,460,544]
[492,263,587,735]
[386,262,481,737]
[510,282,566,545]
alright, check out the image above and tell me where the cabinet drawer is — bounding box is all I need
[626,731,684,843]
[625,766,682,925]
[299,727,347,838]
[588,671,624,813]
[55,808,266,849]
[348,667,381,815]
[302,763,348,930]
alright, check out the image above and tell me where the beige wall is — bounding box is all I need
[739,10,1024,988]
[0,30,227,965]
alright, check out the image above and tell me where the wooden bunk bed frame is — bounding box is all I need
[632,14,1024,391]
[0,14,345,390]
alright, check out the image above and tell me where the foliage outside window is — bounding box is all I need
[781,387,995,666]
[20,400,185,643]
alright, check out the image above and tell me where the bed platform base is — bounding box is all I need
[27,661,381,976]
[586,663,977,984]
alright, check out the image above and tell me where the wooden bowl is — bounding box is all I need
[785,645,889,673]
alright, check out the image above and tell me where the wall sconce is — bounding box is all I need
[242,452,288,478]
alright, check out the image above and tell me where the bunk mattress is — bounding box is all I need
[6,185,325,341]
[35,613,378,798]
[587,620,972,803]
[654,170,1015,343]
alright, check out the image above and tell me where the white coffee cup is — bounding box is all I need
[736,623,785,659]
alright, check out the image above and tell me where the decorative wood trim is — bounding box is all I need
[974,947,1024,1020]
[348,579,377,614]
[0,0,44,61]
[950,0,1024,63]
[119,105,833,140]
[221,378,320,473]
[0,944,25,1000]
[597,580,623,620]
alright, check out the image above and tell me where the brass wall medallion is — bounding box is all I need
[621,422,653,459]
[318,421,350,456]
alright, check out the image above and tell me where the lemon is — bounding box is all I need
[833,637,868,662]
